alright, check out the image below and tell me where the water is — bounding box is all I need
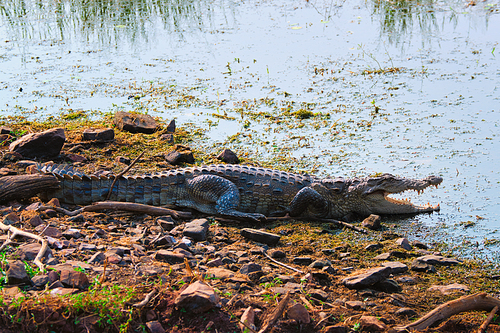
[1,0,499,264]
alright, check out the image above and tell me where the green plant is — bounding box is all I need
[353,322,361,331]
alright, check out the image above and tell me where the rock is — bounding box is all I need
[342,266,391,289]
[28,215,44,227]
[115,156,131,165]
[323,324,348,333]
[0,126,13,135]
[145,321,166,333]
[79,243,97,251]
[396,237,412,251]
[157,216,175,231]
[3,212,20,225]
[415,255,461,266]
[88,252,105,264]
[62,228,82,239]
[308,289,329,301]
[395,307,418,317]
[183,218,209,241]
[309,260,331,269]
[365,243,382,251]
[114,111,158,134]
[428,283,470,295]
[82,128,115,141]
[397,276,419,284]
[32,274,49,288]
[6,260,31,285]
[362,214,381,230]
[381,261,408,275]
[9,128,65,158]
[159,133,174,144]
[154,250,186,264]
[217,149,239,164]
[373,278,402,293]
[239,263,262,275]
[287,303,310,324]
[166,120,176,133]
[359,315,387,332]
[240,228,280,245]
[16,243,52,261]
[66,154,87,163]
[59,269,90,290]
[42,226,63,238]
[373,252,392,260]
[292,257,313,266]
[165,149,195,165]
[49,287,79,296]
[412,240,429,249]
[174,281,220,313]
[410,259,436,273]
[239,307,256,332]
[345,301,364,310]
[269,249,286,258]
[206,258,223,267]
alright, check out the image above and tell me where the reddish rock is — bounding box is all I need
[114,111,158,134]
[362,214,381,230]
[59,269,90,290]
[428,283,470,295]
[359,315,387,332]
[3,212,20,225]
[174,281,220,314]
[82,128,115,141]
[9,128,65,158]
[145,320,165,333]
[217,148,239,164]
[6,260,31,285]
[28,215,44,227]
[287,303,310,324]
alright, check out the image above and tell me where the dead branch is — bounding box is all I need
[394,293,500,331]
[132,287,158,308]
[258,291,291,333]
[267,215,367,234]
[40,201,192,219]
[106,151,145,200]
[0,220,48,272]
[0,174,59,203]
[478,305,499,333]
[263,251,304,274]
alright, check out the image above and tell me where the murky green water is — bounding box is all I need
[1,0,499,264]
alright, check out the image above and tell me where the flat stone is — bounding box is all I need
[362,214,381,230]
[160,133,174,144]
[62,228,82,239]
[164,149,194,165]
[416,255,461,266]
[381,261,408,275]
[308,289,329,301]
[396,237,412,251]
[345,301,364,310]
[412,241,429,249]
[32,274,49,288]
[79,243,97,251]
[324,324,348,333]
[183,218,209,241]
[9,128,65,158]
[3,212,19,225]
[6,260,31,285]
[287,303,310,324]
[114,111,158,134]
[174,281,220,314]
[28,215,44,227]
[395,307,418,317]
[16,243,53,261]
[397,276,419,284]
[206,268,237,280]
[145,320,166,333]
[59,269,90,290]
[239,262,262,275]
[410,260,436,273]
[428,283,470,295]
[309,260,331,269]
[88,252,105,264]
[359,315,387,332]
[82,128,115,141]
[373,252,391,260]
[365,243,382,251]
[269,249,286,258]
[206,258,223,267]
[342,266,391,289]
[157,216,175,231]
[42,226,63,238]
[217,149,239,164]
[373,278,402,293]
[49,287,79,296]
[241,228,280,245]
[154,250,185,264]
[239,307,256,332]
[292,257,313,266]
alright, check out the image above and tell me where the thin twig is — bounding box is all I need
[132,288,158,308]
[106,151,145,200]
[258,291,291,333]
[0,220,48,272]
[263,251,304,274]
[478,305,499,333]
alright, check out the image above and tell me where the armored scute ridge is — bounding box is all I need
[37,163,442,221]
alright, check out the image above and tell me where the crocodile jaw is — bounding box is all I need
[363,190,440,215]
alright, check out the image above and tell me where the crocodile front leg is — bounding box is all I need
[289,186,329,217]
[186,175,266,222]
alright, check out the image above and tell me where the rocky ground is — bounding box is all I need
[0,112,499,333]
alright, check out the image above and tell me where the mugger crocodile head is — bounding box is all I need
[314,173,443,219]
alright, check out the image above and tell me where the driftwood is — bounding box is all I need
[0,174,59,203]
[263,251,304,274]
[267,215,367,234]
[41,201,192,220]
[0,220,48,272]
[478,305,499,333]
[394,293,500,331]
[132,287,158,308]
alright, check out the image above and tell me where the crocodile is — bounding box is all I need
[37,163,442,221]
